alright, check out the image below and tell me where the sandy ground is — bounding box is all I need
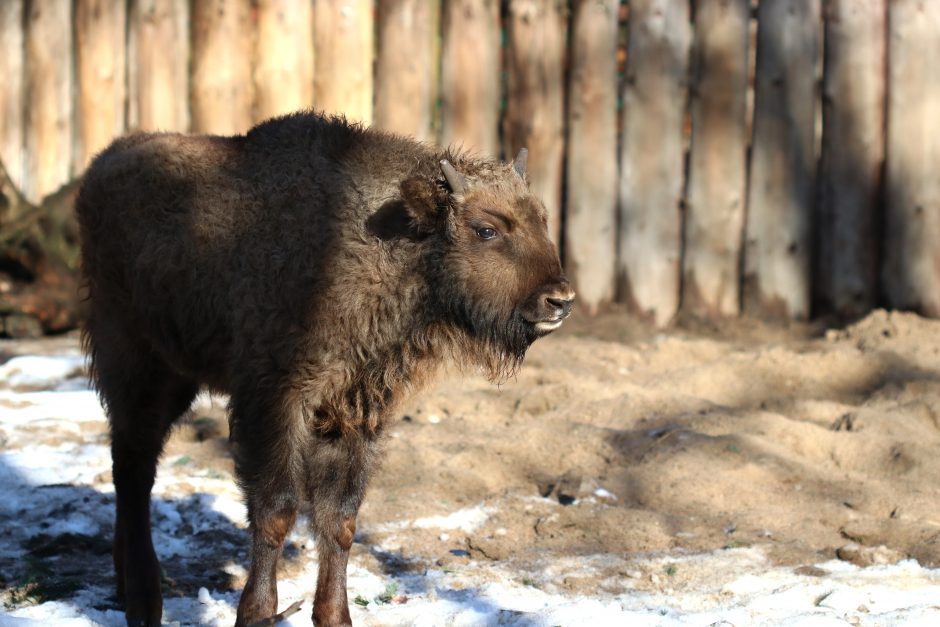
[2,308,940,625]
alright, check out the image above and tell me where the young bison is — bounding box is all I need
[76,112,574,626]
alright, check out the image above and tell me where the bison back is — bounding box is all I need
[76,130,347,386]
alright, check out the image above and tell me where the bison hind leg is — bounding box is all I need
[86,315,198,626]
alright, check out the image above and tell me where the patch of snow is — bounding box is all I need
[0,389,106,425]
[0,355,86,390]
[0,443,110,488]
[371,504,495,535]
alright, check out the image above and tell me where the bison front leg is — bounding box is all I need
[231,390,304,627]
[235,505,298,626]
[309,435,378,626]
[312,514,358,626]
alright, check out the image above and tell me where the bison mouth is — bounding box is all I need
[533,318,565,333]
[523,291,575,336]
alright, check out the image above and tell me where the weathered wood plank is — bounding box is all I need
[504,0,566,244]
[0,0,25,190]
[128,0,190,132]
[75,0,127,169]
[254,0,315,122]
[618,0,691,327]
[683,0,749,319]
[375,0,438,141]
[24,0,73,202]
[817,0,885,319]
[883,0,940,316]
[743,0,821,320]
[565,0,618,314]
[191,0,254,135]
[314,0,374,125]
[440,0,500,156]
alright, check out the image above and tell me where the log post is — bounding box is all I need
[565,0,618,314]
[24,0,73,203]
[191,0,254,135]
[683,0,749,319]
[254,0,314,122]
[0,1,25,191]
[817,0,885,319]
[440,0,500,156]
[743,0,821,320]
[314,0,374,125]
[503,0,566,244]
[883,0,940,316]
[128,0,190,132]
[75,0,127,169]
[375,0,439,141]
[618,0,691,327]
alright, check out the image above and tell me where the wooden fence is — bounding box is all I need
[1,0,938,325]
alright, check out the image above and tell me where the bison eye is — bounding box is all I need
[476,226,499,240]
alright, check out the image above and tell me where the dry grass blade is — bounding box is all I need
[246,599,304,627]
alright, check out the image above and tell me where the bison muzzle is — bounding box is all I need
[76,112,573,626]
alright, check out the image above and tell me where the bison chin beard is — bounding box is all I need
[443,298,537,383]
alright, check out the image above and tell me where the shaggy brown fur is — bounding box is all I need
[76,111,573,627]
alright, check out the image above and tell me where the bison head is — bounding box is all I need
[398,149,574,379]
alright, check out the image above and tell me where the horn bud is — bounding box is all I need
[513,148,528,178]
[440,159,467,194]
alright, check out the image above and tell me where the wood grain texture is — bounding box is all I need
[24,0,73,202]
[0,0,25,190]
[191,0,254,135]
[128,0,190,132]
[314,0,374,125]
[618,0,691,327]
[817,0,885,319]
[254,0,315,122]
[565,0,618,313]
[743,0,821,320]
[440,0,500,156]
[683,0,749,319]
[375,0,438,141]
[883,0,940,316]
[75,0,127,169]
[504,0,566,244]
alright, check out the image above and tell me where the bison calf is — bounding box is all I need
[77,112,573,626]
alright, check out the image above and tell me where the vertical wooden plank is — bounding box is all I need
[884,0,940,316]
[191,0,254,135]
[314,0,374,125]
[565,0,618,314]
[440,0,500,156]
[24,0,73,202]
[618,0,691,327]
[254,0,315,122]
[743,0,820,320]
[683,0,749,319]
[75,0,127,169]
[128,0,189,132]
[0,0,25,190]
[374,0,438,141]
[817,0,885,319]
[504,0,566,244]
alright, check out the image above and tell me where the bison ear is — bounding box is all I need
[398,175,445,233]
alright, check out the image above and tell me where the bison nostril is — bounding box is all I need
[545,296,574,316]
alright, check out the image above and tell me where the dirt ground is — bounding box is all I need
[3,307,940,619]
[163,308,940,593]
